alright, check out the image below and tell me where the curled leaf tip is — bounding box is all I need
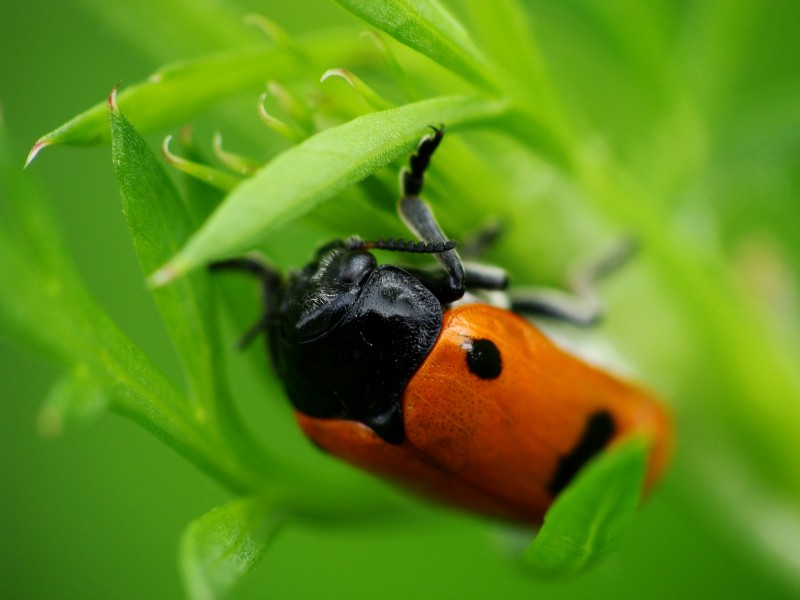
[24,138,51,169]
[161,134,177,161]
[107,84,121,111]
[162,133,242,191]
[258,92,305,143]
[212,130,261,175]
[320,68,392,110]
[320,67,351,85]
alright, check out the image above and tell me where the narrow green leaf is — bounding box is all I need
[180,496,285,600]
[37,366,109,438]
[163,135,243,192]
[334,0,500,92]
[26,46,284,165]
[26,30,377,165]
[172,129,229,223]
[212,132,263,176]
[265,81,313,130]
[108,96,297,489]
[151,94,507,284]
[108,93,223,414]
[257,92,308,143]
[1,122,254,490]
[522,436,648,576]
[320,68,394,110]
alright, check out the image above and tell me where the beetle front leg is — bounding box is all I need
[397,126,466,303]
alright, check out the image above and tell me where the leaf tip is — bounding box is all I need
[107,83,121,112]
[24,138,51,168]
[161,134,177,162]
[257,93,304,143]
[148,259,184,288]
[319,68,391,110]
[320,67,350,85]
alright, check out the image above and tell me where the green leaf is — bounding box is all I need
[151,93,507,283]
[26,30,376,165]
[334,0,500,92]
[27,46,282,164]
[163,134,243,193]
[335,1,577,169]
[320,68,394,110]
[108,92,225,416]
[180,496,285,600]
[522,436,648,577]
[108,98,313,488]
[0,120,249,488]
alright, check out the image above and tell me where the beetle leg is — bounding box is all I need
[209,255,282,348]
[510,238,637,327]
[398,126,466,303]
[463,261,508,290]
[509,288,603,326]
[402,125,444,197]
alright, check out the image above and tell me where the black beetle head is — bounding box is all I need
[267,241,444,444]
[280,242,378,341]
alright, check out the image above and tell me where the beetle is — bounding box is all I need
[213,127,671,523]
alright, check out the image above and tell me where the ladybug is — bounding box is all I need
[213,127,671,523]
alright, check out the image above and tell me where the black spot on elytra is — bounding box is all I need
[465,338,502,379]
[548,410,616,495]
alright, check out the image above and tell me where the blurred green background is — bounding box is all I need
[2,1,800,598]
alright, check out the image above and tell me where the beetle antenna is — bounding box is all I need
[347,236,457,254]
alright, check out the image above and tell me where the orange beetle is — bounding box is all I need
[214,127,671,523]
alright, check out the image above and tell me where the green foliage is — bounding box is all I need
[523,437,647,576]
[3,0,800,598]
[180,495,285,600]
[333,0,501,92]
[152,94,506,283]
